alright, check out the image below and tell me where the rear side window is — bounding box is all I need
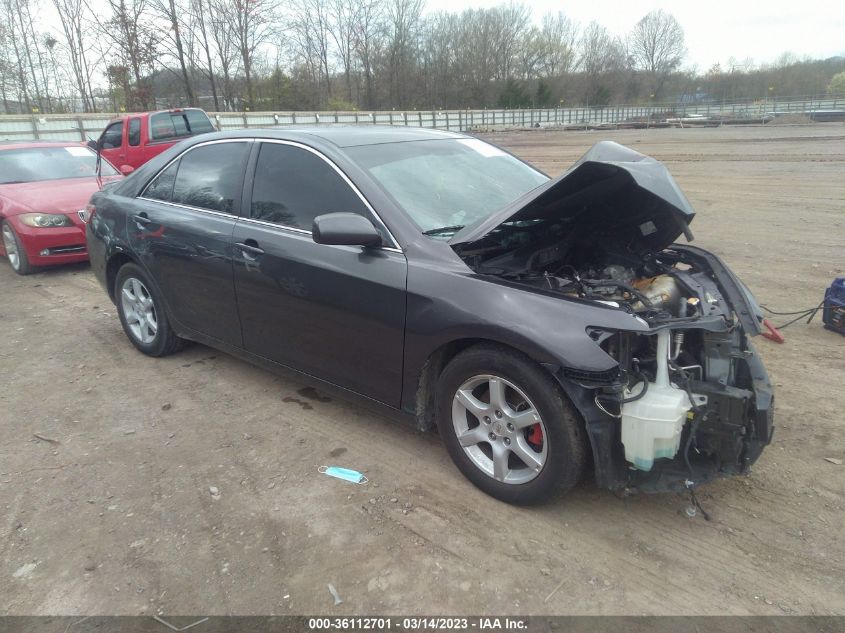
[250,143,370,230]
[171,142,249,214]
[185,110,215,134]
[150,112,186,141]
[150,110,213,141]
[143,161,179,202]
[128,118,141,146]
[101,121,123,149]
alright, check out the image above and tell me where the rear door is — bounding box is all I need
[231,141,407,406]
[128,139,251,346]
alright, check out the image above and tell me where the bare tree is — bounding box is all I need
[52,0,96,111]
[352,0,385,109]
[149,0,196,105]
[579,21,626,105]
[2,0,32,111]
[289,0,333,108]
[229,0,277,108]
[538,11,577,78]
[97,0,160,109]
[385,0,423,107]
[492,2,531,82]
[628,9,685,98]
[206,0,241,110]
[0,21,16,112]
[188,0,220,110]
[327,0,358,103]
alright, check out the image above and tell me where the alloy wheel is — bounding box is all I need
[2,225,20,270]
[121,277,158,344]
[451,374,548,484]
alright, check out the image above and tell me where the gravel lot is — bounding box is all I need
[2,124,844,616]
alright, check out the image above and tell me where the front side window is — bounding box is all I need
[101,122,123,149]
[128,118,141,146]
[250,143,370,230]
[170,142,249,214]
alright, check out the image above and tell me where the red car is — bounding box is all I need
[94,108,215,174]
[0,141,121,275]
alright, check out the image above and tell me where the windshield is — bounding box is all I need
[0,146,119,184]
[346,138,548,235]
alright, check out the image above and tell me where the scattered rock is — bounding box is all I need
[209,486,221,499]
[161,403,172,411]
[824,457,843,465]
[13,562,37,578]
[390,497,398,503]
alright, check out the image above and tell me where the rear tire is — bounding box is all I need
[115,262,184,357]
[435,344,586,505]
[2,221,35,275]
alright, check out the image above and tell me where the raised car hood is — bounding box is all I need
[450,141,696,251]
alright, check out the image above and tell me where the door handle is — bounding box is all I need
[132,213,151,226]
[236,241,265,258]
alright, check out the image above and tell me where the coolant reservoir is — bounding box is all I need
[620,329,691,471]
[621,382,690,471]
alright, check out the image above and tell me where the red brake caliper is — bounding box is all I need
[527,423,544,449]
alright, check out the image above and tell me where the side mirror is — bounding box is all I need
[87,139,98,151]
[120,164,135,176]
[312,212,383,247]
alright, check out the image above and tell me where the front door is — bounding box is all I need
[232,141,407,406]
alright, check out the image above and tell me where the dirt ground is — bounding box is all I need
[2,124,844,616]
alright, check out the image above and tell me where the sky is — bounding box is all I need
[422,0,845,71]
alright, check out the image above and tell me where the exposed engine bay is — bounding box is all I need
[449,141,774,492]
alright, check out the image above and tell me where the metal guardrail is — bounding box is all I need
[0,97,842,142]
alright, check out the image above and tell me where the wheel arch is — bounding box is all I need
[412,337,568,432]
[105,251,138,303]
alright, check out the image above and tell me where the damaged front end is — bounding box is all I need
[451,141,774,492]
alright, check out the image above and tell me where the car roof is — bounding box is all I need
[190,125,469,148]
[290,126,467,147]
[0,140,85,150]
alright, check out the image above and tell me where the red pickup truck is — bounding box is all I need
[92,108,216,174]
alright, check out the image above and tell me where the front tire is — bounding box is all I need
[115,263,183,357]
[436,344,587,505]
[2,221,34,275]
